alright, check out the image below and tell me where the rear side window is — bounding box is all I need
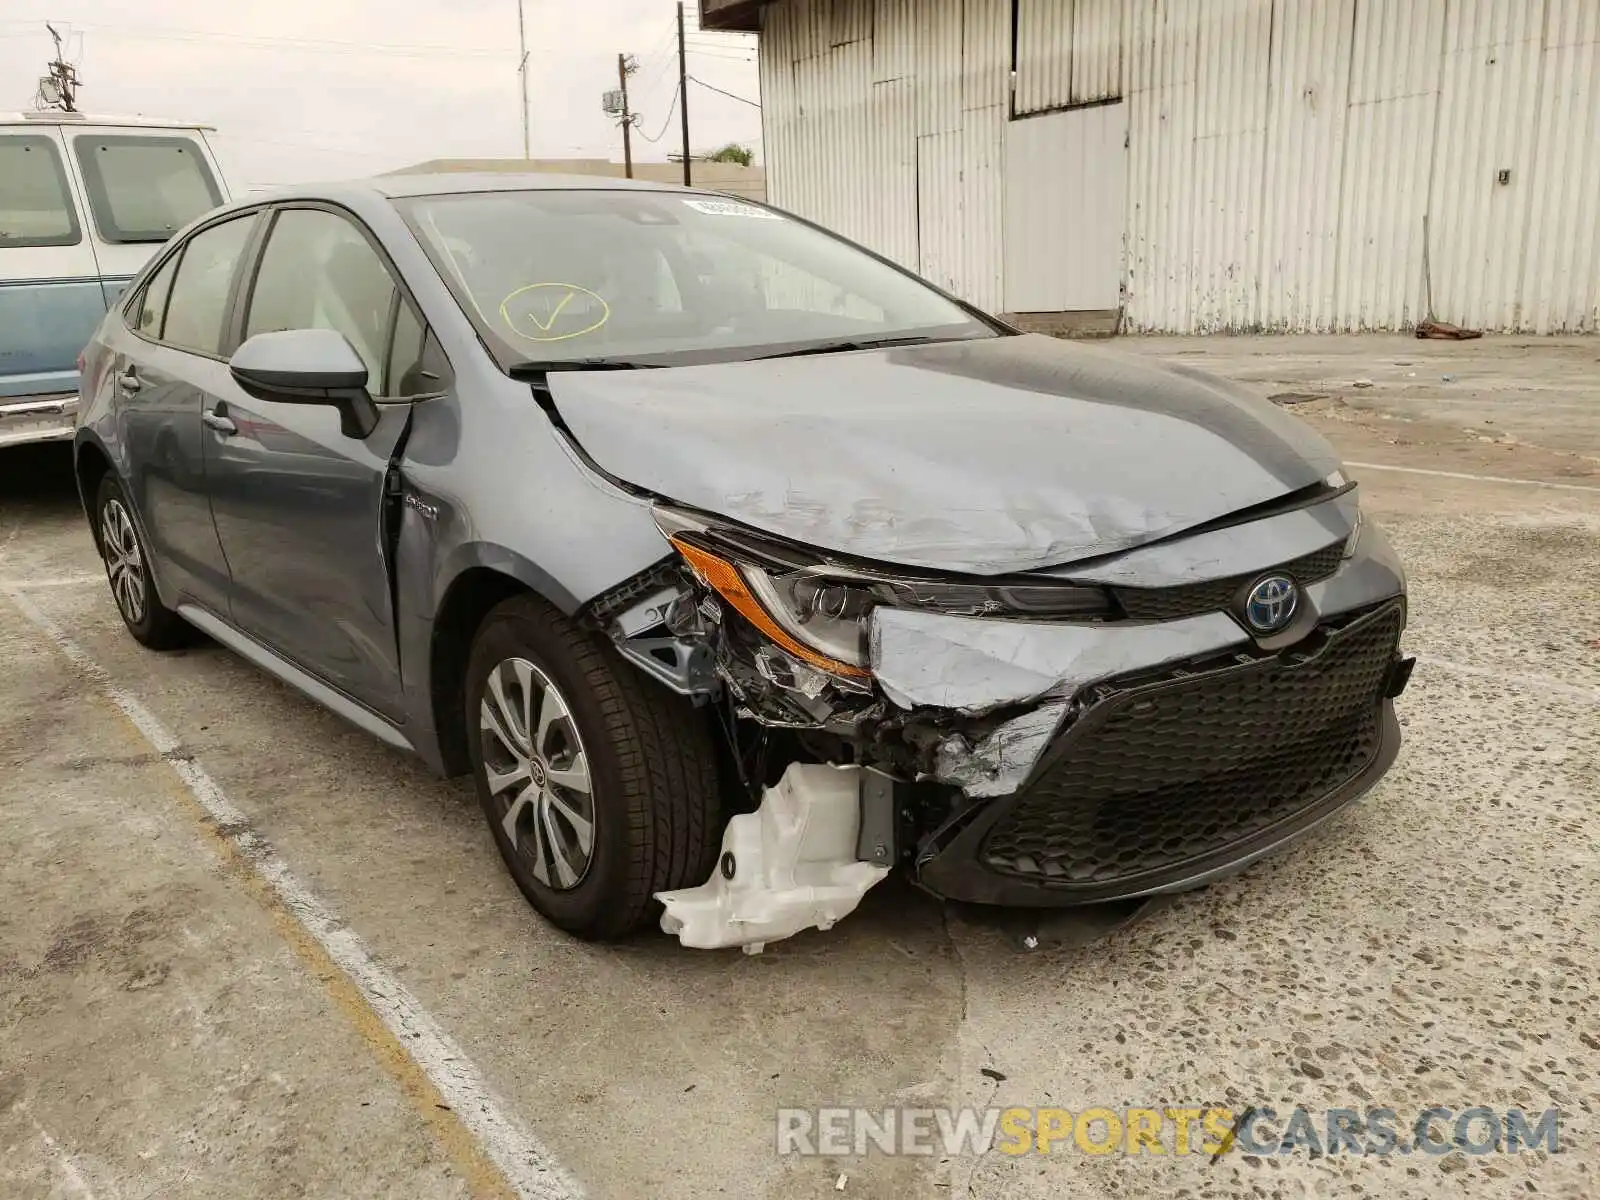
[161,214,256,355]
[73,135,222,244]
[0,134,80,247]
[132,253,180,339]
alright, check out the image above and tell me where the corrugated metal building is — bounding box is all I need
[703,0,1600,334]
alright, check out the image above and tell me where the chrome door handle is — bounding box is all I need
[202,408,237,435]
[117,369,141,394]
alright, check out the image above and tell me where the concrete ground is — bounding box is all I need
[1,333,1595,1200]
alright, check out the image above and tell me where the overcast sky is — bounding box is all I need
[0,2,762,190]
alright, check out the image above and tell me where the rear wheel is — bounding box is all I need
[94,474,189,650]
[465,593,722,939]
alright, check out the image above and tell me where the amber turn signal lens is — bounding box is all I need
[669,537,871,680]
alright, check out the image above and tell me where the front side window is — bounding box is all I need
[396,190,995,369]
[0,134,80,247]
[245,208,399,393]
[73,135,222,244]
[161,214,257,355]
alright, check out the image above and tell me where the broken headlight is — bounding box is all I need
[656,508,1113,681]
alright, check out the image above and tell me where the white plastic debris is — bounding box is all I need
[656,763,890,953]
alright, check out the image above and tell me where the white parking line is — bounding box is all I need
[1347,460,1600,493]
[5,587,583,1200]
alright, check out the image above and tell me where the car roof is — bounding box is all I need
[0,110,215,131]
[229,172,731,209]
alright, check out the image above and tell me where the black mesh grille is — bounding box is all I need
[981,602,1402,891]
[1113,541,1345,622]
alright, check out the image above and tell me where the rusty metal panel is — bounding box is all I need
[830,0,873,46]
[865,78,921,269]
[1257,0,1354,331]
[1123,0,1202,331]
[916,0,966,134]
[1004,102,1128,311]
[1428,0,1558,331]
[963,0,1011,112]
[1070,0,1124,103]
[960,104,1007,311]
[872,0,917,82]
[1332,0,1446,331]
[1016,0,1075,114]
[916,130,964,294]
[758,2,798,210]
[1519,0,1600,332]
[1188,0,1273,331]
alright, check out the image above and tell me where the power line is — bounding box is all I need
[687,75,760,108]
[35,21,514,59]
[635,83,681,143]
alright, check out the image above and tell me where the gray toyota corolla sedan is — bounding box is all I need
[73,175,1412,950]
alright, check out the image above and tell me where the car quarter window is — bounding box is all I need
[132,251,180,339]
[0,134,81,247]
[160,214,258,356]
[245,208,404,395]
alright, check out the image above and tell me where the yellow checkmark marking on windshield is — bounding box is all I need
[499,282,611,343]
[527,290,574,332]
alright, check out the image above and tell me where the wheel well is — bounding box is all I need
[430,568,533,776]
[75,443,112,550]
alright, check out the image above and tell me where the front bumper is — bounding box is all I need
[0,394,78,450]
[914,600,1412,906]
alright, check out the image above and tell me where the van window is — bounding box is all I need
[0,134,81,247]
[73,135,222,244]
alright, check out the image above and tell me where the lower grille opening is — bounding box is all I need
[981,601,1402,891]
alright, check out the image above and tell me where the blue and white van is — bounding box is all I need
[1,111,229,448]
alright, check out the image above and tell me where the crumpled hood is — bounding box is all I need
[548,333,1343,574]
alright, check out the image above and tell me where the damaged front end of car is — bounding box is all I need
[584,498,1414,954]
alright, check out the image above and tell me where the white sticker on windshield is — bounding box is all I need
[682,198,781,220]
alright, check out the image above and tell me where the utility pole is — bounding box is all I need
[516,0,530,158]
[676,2,691,186]
[616,54,635,178]
[36,24,81,113]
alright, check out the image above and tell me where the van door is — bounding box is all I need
[67,126,226,308]
[0,126,103,409]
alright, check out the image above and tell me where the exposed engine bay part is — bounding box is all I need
[656,763,894,953]
[933,701,1070,798]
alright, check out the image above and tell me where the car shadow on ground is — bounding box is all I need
[0,444,80,516]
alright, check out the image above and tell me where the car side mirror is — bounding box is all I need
[229,329,379,439]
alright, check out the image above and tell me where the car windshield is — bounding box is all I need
[395,188,996,368]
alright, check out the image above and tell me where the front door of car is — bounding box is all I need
[204,204,433,721]
[113,210,260,612]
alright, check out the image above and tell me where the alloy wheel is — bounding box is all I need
[479,657,596,890]
[100,498,146,625]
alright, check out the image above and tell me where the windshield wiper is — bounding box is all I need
[507,358,663,378]
[750,334,971,361]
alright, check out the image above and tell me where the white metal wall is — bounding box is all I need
[760,0,1600,333]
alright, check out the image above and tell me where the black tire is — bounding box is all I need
[93,474,190,650]
[465,592,722,940]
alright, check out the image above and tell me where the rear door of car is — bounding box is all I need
[203,201,445,721]
[0,124,101,416]
[110,208,263,612]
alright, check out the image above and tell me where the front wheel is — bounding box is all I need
[465,593,723,940]
[94,474,190,649]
